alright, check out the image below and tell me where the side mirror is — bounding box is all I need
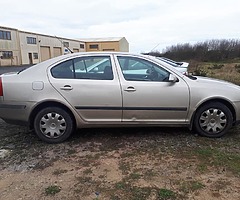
[169,74,179,82]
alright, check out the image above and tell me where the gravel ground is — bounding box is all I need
[0,119,240,199]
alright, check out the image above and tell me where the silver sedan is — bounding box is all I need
[0,52,240,143]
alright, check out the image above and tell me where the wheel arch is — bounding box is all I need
[190,98,236,129]
[29,100,76,130]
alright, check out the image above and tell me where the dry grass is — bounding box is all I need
[189,60,240,85]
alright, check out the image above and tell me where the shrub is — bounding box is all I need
[211,64,224,69]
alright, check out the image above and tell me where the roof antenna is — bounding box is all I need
[150,43,160,52]
[55,35,74,53]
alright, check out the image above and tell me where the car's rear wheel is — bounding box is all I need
[193,102,233,137]
[34,107,74,143]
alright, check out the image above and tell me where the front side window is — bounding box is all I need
[117,56,170,82]
[51,56,113,80]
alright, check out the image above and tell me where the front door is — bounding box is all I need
[115,55,189,124]
[48,55,122,123]
[28,53,33,64]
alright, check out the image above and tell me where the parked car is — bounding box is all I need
[160,57,189,68]
[0,52,240,143]
[156,57,189,74]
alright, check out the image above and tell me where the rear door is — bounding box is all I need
[48,55,122,123]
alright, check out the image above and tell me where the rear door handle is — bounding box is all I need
[124,86,136,92]
[60,85,73,91]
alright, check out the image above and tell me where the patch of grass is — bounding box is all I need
[158,188,176,200]
[120,152,135,158]
[33,160,53,170]
[83,168,93,175]
[190,61,240,85]
[110,195,121,200]
[98,174,105,179]
[130,187,152,200]
[180,181,205,194]
[115,181,128,190]
[114,182,152,199]
[213,180,231,191]
[193,148,240,175]
[143,169,157,180]
[76,176,93,184]
[52,168,68,175]
[235,64,240,72]
[45,185,61,196]
[197,164,208,173]
[128,172,141,180]
[193,67,209,76]
[119,161,131,175]
[67,149,77,155]
[211,64,224,69]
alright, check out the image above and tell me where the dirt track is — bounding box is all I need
[0,119,240,199]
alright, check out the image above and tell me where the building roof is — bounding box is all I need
[78,37,126,42]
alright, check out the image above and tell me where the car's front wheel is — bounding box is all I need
[34,107,74,143]
[193,102,233,137]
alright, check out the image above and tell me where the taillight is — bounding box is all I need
[0,77,3,96]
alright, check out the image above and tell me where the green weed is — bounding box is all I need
[45,185,61,196]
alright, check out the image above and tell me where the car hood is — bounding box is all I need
[195,76,240,89]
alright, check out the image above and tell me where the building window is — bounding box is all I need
[0,30,11,40]
[103,49,115,51]
[89,44,99,49]
[1,51,13,59]
[63,42,69,47]
[33,53,38,59]
[80,44,85,49]
[27,37,37,44]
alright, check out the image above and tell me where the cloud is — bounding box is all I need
[1,0,240,53]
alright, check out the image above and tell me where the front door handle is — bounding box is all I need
[124,86,136,92]
[60,85,73,91]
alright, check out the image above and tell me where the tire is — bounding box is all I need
[34,107,74,143]
[193,102,233,138]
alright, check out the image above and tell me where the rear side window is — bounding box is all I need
[74,56,113,80]
[51,56,113,80]
[51,60,74,79]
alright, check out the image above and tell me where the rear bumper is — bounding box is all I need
[0,102,32,126]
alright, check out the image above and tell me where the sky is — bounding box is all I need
[1,0,240,53]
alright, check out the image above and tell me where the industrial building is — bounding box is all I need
[81,37,129,52]
[0,26,129,66]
